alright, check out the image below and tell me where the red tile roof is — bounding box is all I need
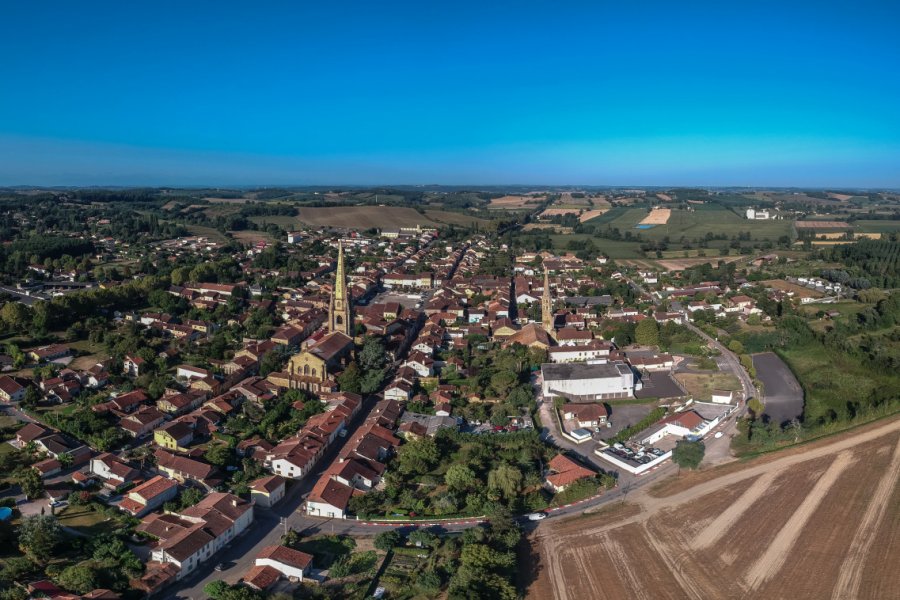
[257,545,313,570]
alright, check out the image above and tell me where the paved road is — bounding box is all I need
[622,274,756,406]
[683,321,756,405]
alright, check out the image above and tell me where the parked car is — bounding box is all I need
[714,431,724,439]
[527,512,547,521]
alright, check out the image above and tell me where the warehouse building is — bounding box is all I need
[541,361,638,401]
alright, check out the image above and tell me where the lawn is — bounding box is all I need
[674,372,741,401]
[186,225,229,243]
[56,505,117,536]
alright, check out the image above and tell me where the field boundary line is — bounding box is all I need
[691,471,777,551]
[831,434,900,600]
[743,451,854,592]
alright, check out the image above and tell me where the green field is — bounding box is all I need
[549,234,645,258]
[854,220,900,234]
[586,205,792,242]
[423,209,491,228]
[777,340,898,425]
[186,225,229,243]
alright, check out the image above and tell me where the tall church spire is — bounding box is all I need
[329,241,352,336]
[542,267,554,334]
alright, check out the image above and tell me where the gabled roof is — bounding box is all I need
[309,477,355,511]
[257,545,313,570]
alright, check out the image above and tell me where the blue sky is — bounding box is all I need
[1,1,899,187]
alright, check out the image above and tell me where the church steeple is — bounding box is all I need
[329,241,352,336]
[542,268,554,334]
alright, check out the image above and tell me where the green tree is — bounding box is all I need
[373,530,401,551]
[56,564,98,595]
[489,371,518,398]
[444,464,477,492]
[17,468,44,501]
[672,440,705,470]
[408,529,438,548]
[0,303,32,332]
[204,581,230,599]
[635,318,660,346]
[204,444,232,467]
[18,515,61,563]
[727,339,745,354]
[179,487,205,508]
[56,452,73,469]
[459,543,515,570]
[397,437,440,475]
[336,362,362,393]
[487,463,522,500]
[748,397,765,419]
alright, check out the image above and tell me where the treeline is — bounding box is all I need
[5,236,94,261]
[0,275,168,334]
[818,240,900,288]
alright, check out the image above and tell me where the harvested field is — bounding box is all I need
[639,207,671,225]
[827,193,853,201]
[656,193,673,202]
[819,231,881,240]
[539,208,581,218]
[523,224,572,233]
[795,220,851,229]
[527,417,900,600]
[488,195,543,209]
[578,209,608,222]
[296,206,437,228]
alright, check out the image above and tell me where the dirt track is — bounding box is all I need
[529,416,900,600]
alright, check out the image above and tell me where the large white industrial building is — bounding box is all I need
[541,361,638,401]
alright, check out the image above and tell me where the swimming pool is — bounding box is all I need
[0,507,12,521]
[635,224,656,229]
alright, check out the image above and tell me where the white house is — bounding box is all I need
[143,493,254,580]
[639,410,714,445]
[256,545,313,581]
[0,376,25,403]
[710,389,734,404]
[250,475,286,508]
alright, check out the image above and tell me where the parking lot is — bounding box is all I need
[752,352,804,425]
[597,403,655,441]
[368,291,424,309]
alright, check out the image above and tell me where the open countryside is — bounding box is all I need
[528,418,900,600]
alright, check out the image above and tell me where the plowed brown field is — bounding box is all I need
[527,417,900,600]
